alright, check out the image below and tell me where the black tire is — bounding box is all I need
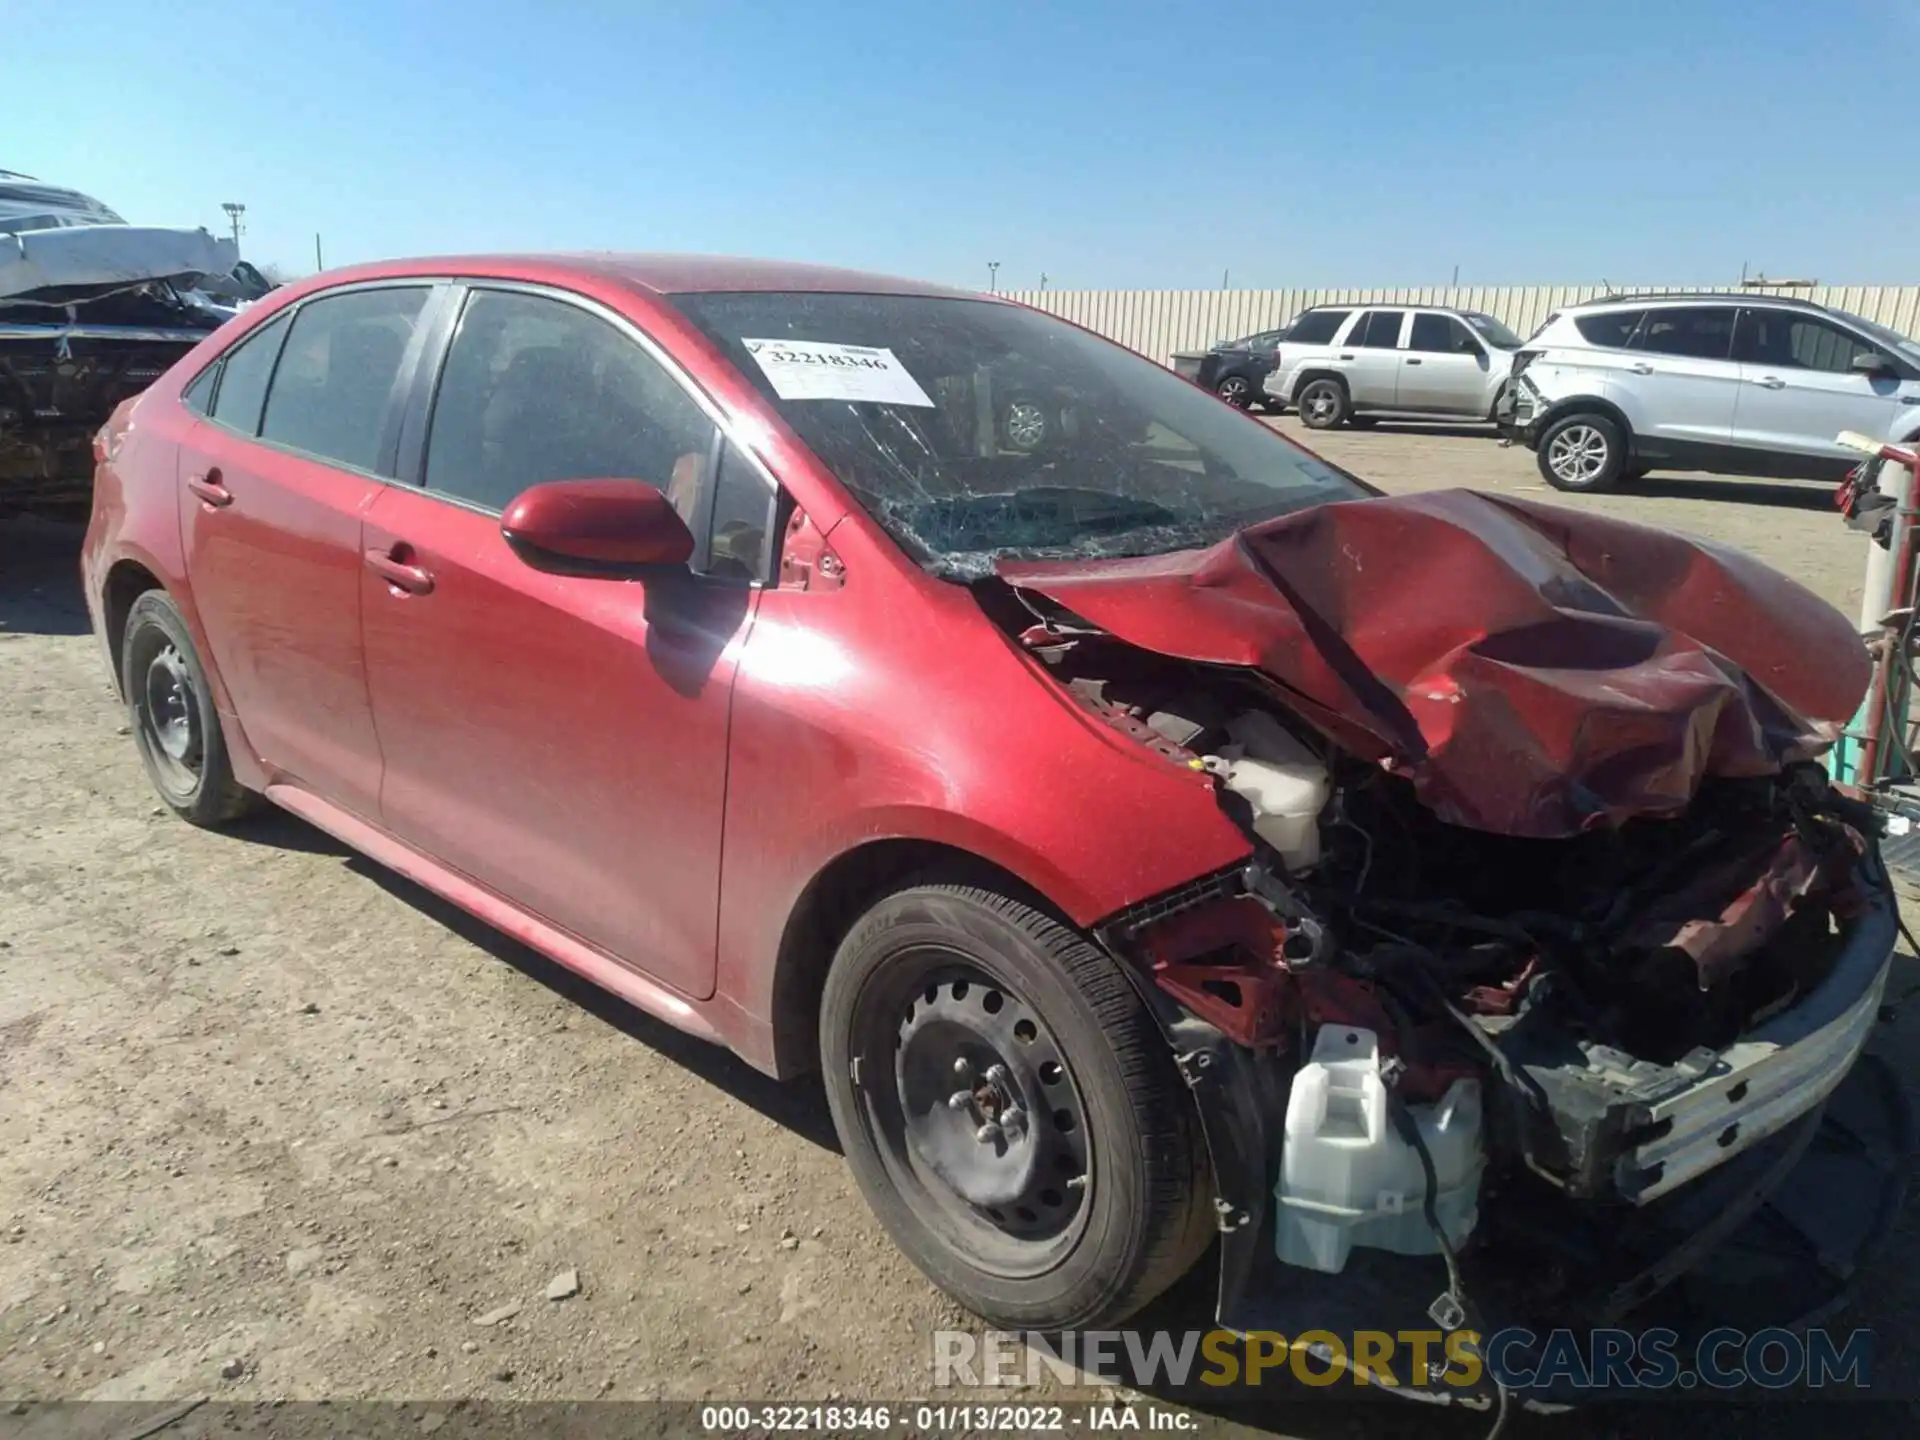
[1215,373,1253,408]
[819,879,1214,1330]
[121,590,257,827]
[1296,376,1350,430]
[1535,412,1627,493]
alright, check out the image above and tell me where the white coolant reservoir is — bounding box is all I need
[1274,1026,1483,1275]
[1202,710,1330,870]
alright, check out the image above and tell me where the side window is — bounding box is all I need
[1408,313,1469,353]
[423,289,720,526]
[1351,310,1405,349]
[1574,310,1644,348]
[1285,309,1348,344]
[1734,311,1880,374]
[207,313,291,435]
[260,287,429,473]
[1634,307,1735,361]
[182,363,219,417]
[706,439,778,581]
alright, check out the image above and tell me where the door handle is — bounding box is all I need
[364,546,435,596]
[1336,352,1355,361]
[1628,362,1655,375]
[1405,358,1423,366]
[1751,374,1785,390]
[186,470,232,508]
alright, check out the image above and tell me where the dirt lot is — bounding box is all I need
[3,420,1917,1438]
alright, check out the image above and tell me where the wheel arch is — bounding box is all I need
[1289,367,1349,403]
[101,557,169,700]
[765,837,1071,1079]
[1536,394,1637,451]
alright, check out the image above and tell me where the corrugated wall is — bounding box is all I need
[999,285,1920,363]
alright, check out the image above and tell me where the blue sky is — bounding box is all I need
[5,0,1914,290]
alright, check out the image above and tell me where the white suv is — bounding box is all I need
[1502,293,1920,491]
[1261,304,1522,428]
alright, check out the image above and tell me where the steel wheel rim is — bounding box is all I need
[856,952,1093,1277]
[1304,385,1337,421]
[137,641,202,795]
[1547,424,1609,484]
[1004,402,1047,450]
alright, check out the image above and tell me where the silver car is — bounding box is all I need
[1261,305,1521,429]
[1502,293,1920,492]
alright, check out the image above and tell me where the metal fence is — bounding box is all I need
[998,285,1920,364]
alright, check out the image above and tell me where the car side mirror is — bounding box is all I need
[500,480,694,576]
[1851,351,1897,379]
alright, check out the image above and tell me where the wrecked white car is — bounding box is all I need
[1,171,248,516]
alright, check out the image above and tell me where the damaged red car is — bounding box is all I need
[83,256,1908,1399]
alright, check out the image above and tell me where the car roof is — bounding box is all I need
[293,252,984,300]
[1567,291,1827,313]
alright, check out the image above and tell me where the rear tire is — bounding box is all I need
[1215,374,1253,408]
[121,590,257,827]
[819,878,1214,1330]
[1296,377,1350,430]
[1536,412,1627,492]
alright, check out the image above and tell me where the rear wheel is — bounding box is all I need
[1537,412,1627,492]
[121,590,257,827]
[1296,377,1350,430]
[819,878,1214,1330]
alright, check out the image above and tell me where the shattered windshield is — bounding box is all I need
[667,291,1364,578]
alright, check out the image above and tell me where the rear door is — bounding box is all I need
[1399,312,1495,415]
[358,284,770,999]
[177,282,436,816]
[1624,305,1741,454]
[1729,308,1917,473]
[1337,309,1406,406]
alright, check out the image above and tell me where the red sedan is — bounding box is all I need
[83,254,1906,1368]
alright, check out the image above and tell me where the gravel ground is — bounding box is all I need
[2,420,1917,1438]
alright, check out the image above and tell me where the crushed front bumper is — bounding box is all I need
[1494,375,1541,444]
[1152,870,1910,1404]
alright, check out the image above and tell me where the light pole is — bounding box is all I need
[1039,272,1049,292]
[221,202,246,249]
[987,261,999,294]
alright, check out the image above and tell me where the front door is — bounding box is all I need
[178,284,433,816]
[359,286,760,999]
[1398,312,1493,415]
[1729,308,1917,474]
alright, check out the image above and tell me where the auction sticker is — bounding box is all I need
[743,338,935,406]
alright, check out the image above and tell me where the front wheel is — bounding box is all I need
[1536,413,1627,492]
[819,879,1214,1330]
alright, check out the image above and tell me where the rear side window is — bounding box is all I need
[1350,310,1404,349]
[182,364,219,417]
[207,313,290,435]
[1634,307,1735,360]
[1573,310,1643,348]
[1284,310,1348,344]
[260,286,430,473]
[423,289,719,521]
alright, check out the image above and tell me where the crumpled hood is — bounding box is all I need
[998,489,1870,837]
